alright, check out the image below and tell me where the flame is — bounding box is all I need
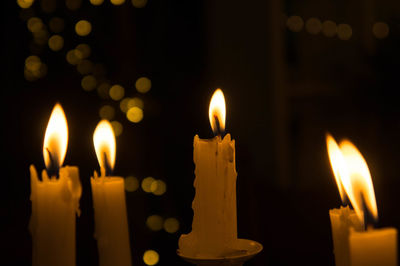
[43,103,68,171]
[93,120,116,173]
[208,89,226,135]
[339,140,378,224]
[326,133,348,204]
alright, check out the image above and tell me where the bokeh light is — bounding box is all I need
[146,215,164,231]
[111,120,123,137]
[75,20,92,36]
[124,176,139,192]
[135,77,152,93]
[17,0,34,9]
[27,17,44,33]
[81,75,97,91]
[75,44,91,59]
[77,60,94,75]
[305,18,322,35]
[120,97,144,113]
[24,57,47,81]
[141,177,155,193]
[337,24,352,40]
[372,22,389,39]
[97,82,111,99]
[132,0,147,8]
[49,17,65,33]
[48,35,64,51]
[126,106,143,123]
[163,218,180,233]
[99,105,115,120]
[66,0,82,10]
[143,250,159,266]
[150,180,167,196]
[109,84,125,101]
[286,16,304,32]
[322,20,337,38]
[90,0,104,5]
[25,55,41,72]
[33,28,49,45]
[66,49,81,65]
[110,0,125,5]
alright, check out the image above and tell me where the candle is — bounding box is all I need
[29,103,82,266]
[178,89,238,257]
[91,120,132,266]
[326,134,397,266]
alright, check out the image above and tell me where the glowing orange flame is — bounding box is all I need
[93,120,116,173]
[326,134,378,226]
[43,103,68,171]
[208,89,226,135]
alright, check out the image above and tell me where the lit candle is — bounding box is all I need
[29,103,82,266]
[178,89,238,257]
[91,120,132,266]
[326,134,397,266]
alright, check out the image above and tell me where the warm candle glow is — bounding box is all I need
[43,103,68,172]
[208,89,226,135]
[339,140,378,225]
[93,120,116,173]
[326,133,348,204]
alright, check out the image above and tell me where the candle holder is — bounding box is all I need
[177,239,263,266]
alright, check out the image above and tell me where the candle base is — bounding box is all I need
[177,239,262,266]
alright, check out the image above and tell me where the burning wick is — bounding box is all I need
[45,148,59,178]
[102,152,113,177]
[213,115,224,137]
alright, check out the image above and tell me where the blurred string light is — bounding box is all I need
[286,16,304,32]
[126,106,143,123]
[322,20,337,38]
[111,120,123,136]
[135,77,151,93]
[132,0,147,8]
[337,24,352,40]
[17,0,35,9]
[305,18,322,35]
[109,84,125,100]
[372,22,389,39]
[24,55,47,81]
[48,35,64,51]
[125,176,139,192]
[163,218,179,234]
[66,49,81,65]
[146,215,164,231]
[77,59,94,75]
[150,180,166,196]
[111,0,125,5]
[81,75,97,91]
[99,105,115,120]
[143,250,159,266]
[75,43,91,59]
[75,20,92,36]
[141,177,155,193]
[120,97,144,113]
[90,0,105,5]
[27,17,44,33]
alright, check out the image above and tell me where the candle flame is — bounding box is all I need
[43,103,68,172]
[208,89,226,135]
[326,133,378,226]
[93,120,116,173]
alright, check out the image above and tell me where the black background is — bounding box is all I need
[3,0,400,265]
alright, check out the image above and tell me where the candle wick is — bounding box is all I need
[45,148,59,179]
[360,192,375,231]
[213,115,224,138]
[102,152,113,177]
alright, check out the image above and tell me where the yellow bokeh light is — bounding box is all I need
[66,0,82,10]
[125,176,139,192]
[75,20,92,36]
[97,82,111,99]
[305,18,322,35]
[146,215,164,231]
[33,28,49,45]
[372,22,389,39]
[111,120,123,137]
[111,0,125,5]
[99,105,115,120]
[163,218,179,233]
[25,55,41,72]
[286,16,304,32]
[337,24,352,40]
[75,43,91,59]
[143,250,159,266]
[150,180,167,196]
[17,0,34,9]
[126,107,143,123]
[132,0,147,8]
[141,177,155,193]
[27,17,44,33]
[135,77,152,93]
[49,17,65,33]
[48,35,64,51]
[120,97,144,113]
[77,59,94,75]
[322,20,337,38]
[90,0,104,5]
[81,75,97,91]
[66,49,81,65]
[109,84,125,101]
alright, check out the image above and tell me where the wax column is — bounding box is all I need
[30,103,82,266]
[179,89,238,258]
[91,120,132,266]
[326,134,397,266]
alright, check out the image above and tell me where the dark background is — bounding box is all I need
[3,0,400,265]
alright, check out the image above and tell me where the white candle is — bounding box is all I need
[91,120,132,266]
[29,103,82,266]
[326,134,398,266]
[179,89,238,257]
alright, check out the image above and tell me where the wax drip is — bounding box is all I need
[45,148,59,178]
[102,151,113,177]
